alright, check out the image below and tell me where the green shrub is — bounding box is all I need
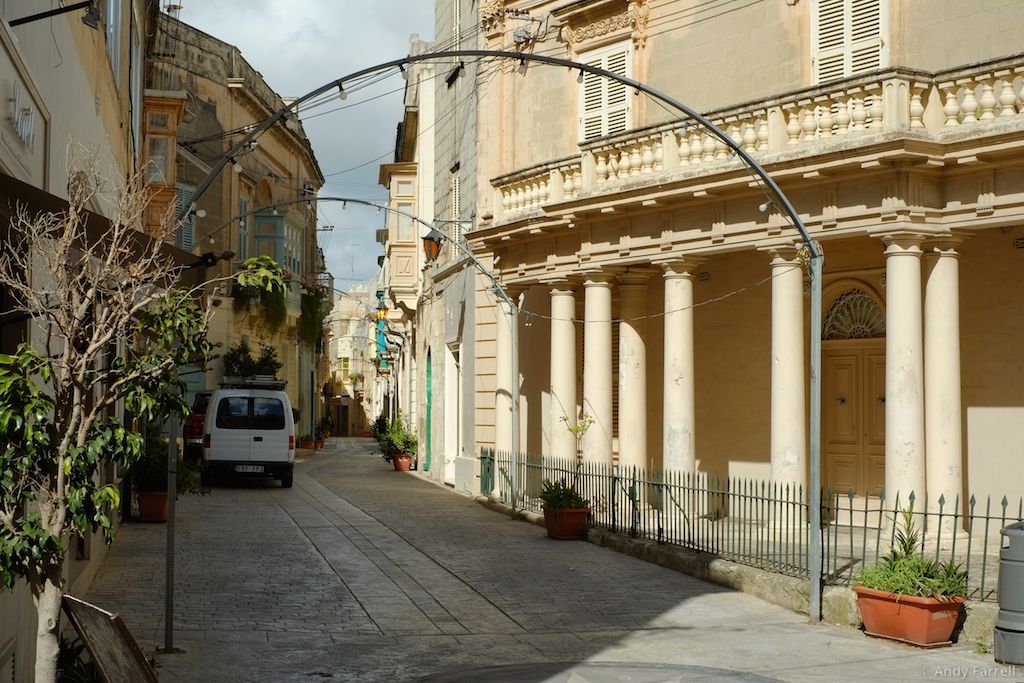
[856,508,966,599]
[539,479,589,510]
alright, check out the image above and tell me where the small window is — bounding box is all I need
[252,398,286,430]
[396,202,414,241]
[216,397,250,430]
[396,180,413,196]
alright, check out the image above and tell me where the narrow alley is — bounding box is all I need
[84,439,1002,682]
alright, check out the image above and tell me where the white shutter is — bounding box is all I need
[578,41,633,142]
[812,0,886,84]
[175,184,195,252]
[850,0,883,73]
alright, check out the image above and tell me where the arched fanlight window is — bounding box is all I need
[823,289,885,340]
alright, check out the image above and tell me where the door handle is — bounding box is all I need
[877,397,885,405]
[253,436,263,442]
[835,397,846,405]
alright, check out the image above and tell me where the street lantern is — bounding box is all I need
[422,230,442,263]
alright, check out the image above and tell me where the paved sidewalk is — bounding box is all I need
[84,438,1020,682]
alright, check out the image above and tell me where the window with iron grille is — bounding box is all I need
[578,41,632,142]
[449,174,462,243]
[811,0,888,84]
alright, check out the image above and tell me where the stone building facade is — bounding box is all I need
[459,0,1024,512]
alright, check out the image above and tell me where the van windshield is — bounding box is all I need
[215,397,286,430]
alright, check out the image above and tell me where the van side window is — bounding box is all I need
[216,397,250,429]
[252,398,285,430]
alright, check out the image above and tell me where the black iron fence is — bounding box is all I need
[479,448,1022,602]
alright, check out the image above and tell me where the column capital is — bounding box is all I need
[581,269,619,287]
[617,267,656,288]
[871,229,931,252]
[758,241,806,265]
[539,276,579,292]
[923,230,971,257]
[656,256,705,278]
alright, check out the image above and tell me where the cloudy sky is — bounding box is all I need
[179,1,435,290]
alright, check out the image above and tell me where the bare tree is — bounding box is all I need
[0,159,281,682]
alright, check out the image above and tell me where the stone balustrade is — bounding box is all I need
[491,56,1024,220]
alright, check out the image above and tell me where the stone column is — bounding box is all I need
[882,235,927,507]
[768,247,807,486]
[924,238,964,522]
[618,272,649,472]
[662,260,700,473]
[582,274,613,465]
[549,282,578,460]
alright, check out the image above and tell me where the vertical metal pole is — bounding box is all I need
[808,250,824,623]
[510,301,519,513]
[164,414,178,651]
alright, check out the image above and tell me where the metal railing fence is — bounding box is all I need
[480,448,1022,602]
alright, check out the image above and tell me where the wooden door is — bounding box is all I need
[824,341,885,496]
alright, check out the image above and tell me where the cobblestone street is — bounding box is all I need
[84,438,1004,682]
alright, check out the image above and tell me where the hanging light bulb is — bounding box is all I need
[577,69,584,84]
[517,59,527,75]
[459,61,466,78]
[337,84,347,101]
[399,64,408,80]
[232,161,242,173]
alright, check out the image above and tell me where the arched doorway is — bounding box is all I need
[822,286,886,496]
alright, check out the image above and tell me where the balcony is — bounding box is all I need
[491,55,1024,222]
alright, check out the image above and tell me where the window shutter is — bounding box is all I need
[850,0,883,73]
[175,184,195,251]
[239,196,250,260]
[812,0,885,84]
[578,41,633,142]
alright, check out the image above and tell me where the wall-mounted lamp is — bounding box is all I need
[422,230,443,263]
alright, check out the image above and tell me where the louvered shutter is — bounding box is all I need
[812,0,885,84]
[239,195,250,260]
[175,184,195,251]
[578,41,633,142]
[850,0,883,73]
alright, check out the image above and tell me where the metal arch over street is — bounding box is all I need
[181,49,825,621]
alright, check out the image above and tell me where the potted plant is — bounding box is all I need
[298,433,315,449]
[380,416,416,471]
[539,479,590,539]
[853,508,967,647]
[132,425,208,522]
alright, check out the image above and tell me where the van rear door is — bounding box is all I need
[251,393,290,463]
[212,394,252,462]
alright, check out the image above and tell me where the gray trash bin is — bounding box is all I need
[995,521,1024,665]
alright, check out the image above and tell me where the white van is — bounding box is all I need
[201,380,295,488]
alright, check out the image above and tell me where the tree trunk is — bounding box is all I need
[34,570,62,683]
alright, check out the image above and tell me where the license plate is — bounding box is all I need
[235,465,264,473]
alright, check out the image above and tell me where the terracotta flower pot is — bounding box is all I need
[299,439,314,449]
[314,439,324,449]
[393,453,413,471]
[853,586,965,647]
[542,507,590,539]
[136,491,168,523]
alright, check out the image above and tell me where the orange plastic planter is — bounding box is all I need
[853,586,965,647]
[136,491,168,523]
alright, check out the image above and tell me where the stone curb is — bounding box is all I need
[472,495,997,646]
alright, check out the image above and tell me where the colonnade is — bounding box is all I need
[491,233,964,510]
